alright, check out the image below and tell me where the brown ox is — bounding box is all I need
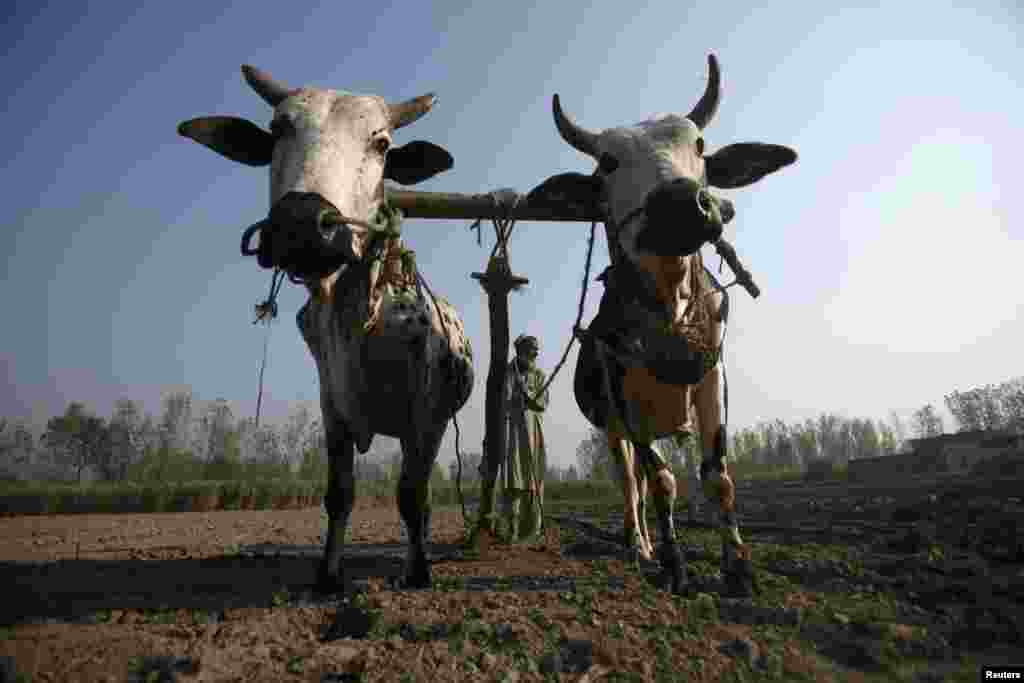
[529,54,796,595]
[178,66,473,591]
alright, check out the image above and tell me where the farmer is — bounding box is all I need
[502,334,550,542]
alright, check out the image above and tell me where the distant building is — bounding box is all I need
[848,429,1023,483]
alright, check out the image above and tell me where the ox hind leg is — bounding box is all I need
[394,427,445,589]
[318,420,356,594]
[608,432,687,594]
[694,371,758,597]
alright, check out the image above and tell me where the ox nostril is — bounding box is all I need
[696,188,713,218]
[318,209,345,238]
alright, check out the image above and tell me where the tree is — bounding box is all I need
[946,378,1024,434]
[877,418,897,456]
[0,419,36,480]
[815,413,843,462]
[198,398,239,467]
[448,452,483,484]
[999,377,1024,433]
[794,419,820,464]
[107,399,145,481]
[888,411,908,453]
[299,421,328,481]
[249,422,284,467]
[911,404,944,439]
[43,402,110,482]
[281,404,316,473]
[576,426,613,481]
[159,391,194,454]
[849,418,880,460]
[0,419,34,465]
[945,388,984,432]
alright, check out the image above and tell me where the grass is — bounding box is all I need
[0,457,856,518]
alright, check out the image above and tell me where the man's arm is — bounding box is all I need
[526,369,549,412]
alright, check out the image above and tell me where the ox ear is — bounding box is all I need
[384,140,454,185]
[177,116,274,167]
[525,172,604,214]
[705,143,797,189]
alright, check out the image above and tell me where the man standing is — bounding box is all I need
[503,334,550,542]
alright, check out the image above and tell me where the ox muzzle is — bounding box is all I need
[242,191,351,280]
[634,177,735,257]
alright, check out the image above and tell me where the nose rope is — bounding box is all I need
[243,201,404,429]
[253,267,286,428]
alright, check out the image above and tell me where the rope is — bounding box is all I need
[505,217,598,537]
[414,269,472,527]
[516,219,598,407]
[253,268,286,428]
[466,190,601,534]
[255,319,272,428]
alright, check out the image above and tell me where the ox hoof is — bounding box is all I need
[658,544,688,596]
[723,559,759,598]
[390,565,432,590]
[314,566,353,596]
[624,546,644,570]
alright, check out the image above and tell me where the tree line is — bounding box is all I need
[574,375,1024,481]
[2,376,1021,485]
[0,391,442,485]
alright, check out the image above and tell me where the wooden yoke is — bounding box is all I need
[383,186,760,545]
[385,188,760,299]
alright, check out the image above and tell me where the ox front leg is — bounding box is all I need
[635,459,653,560]
[637,442,688,595]
[317,422,356,594]
[695,373,758,597]
[608,433,654,566]
[394,429,444,589]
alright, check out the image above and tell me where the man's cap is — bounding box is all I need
[514,334,539,350]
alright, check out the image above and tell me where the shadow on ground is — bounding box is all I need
[3,542,455,625]
[4,536,644,626]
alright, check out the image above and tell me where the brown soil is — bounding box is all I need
[0,499,1007,682]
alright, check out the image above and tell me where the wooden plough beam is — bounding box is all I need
[386,188,761,299]
[384,187,761,539]
[386,188,602,222]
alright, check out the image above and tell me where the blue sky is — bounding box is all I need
[2,1,1021,468]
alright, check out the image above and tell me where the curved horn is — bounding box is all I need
[686,54,721,130]
[241,65,293,107]
[389,93,437,130]
[553,94,599,158]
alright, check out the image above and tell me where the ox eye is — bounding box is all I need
[695,138,705,156]
[373,137,391,155]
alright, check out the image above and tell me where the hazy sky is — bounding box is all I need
[2,1,1021,468]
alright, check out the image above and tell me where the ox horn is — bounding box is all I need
[553,94,599,158]
[241,65,293,107]
[686,54,721,130]
[389,94,437,130]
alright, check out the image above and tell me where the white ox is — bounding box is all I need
[530,54,796,595]
[178,66,473,591]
